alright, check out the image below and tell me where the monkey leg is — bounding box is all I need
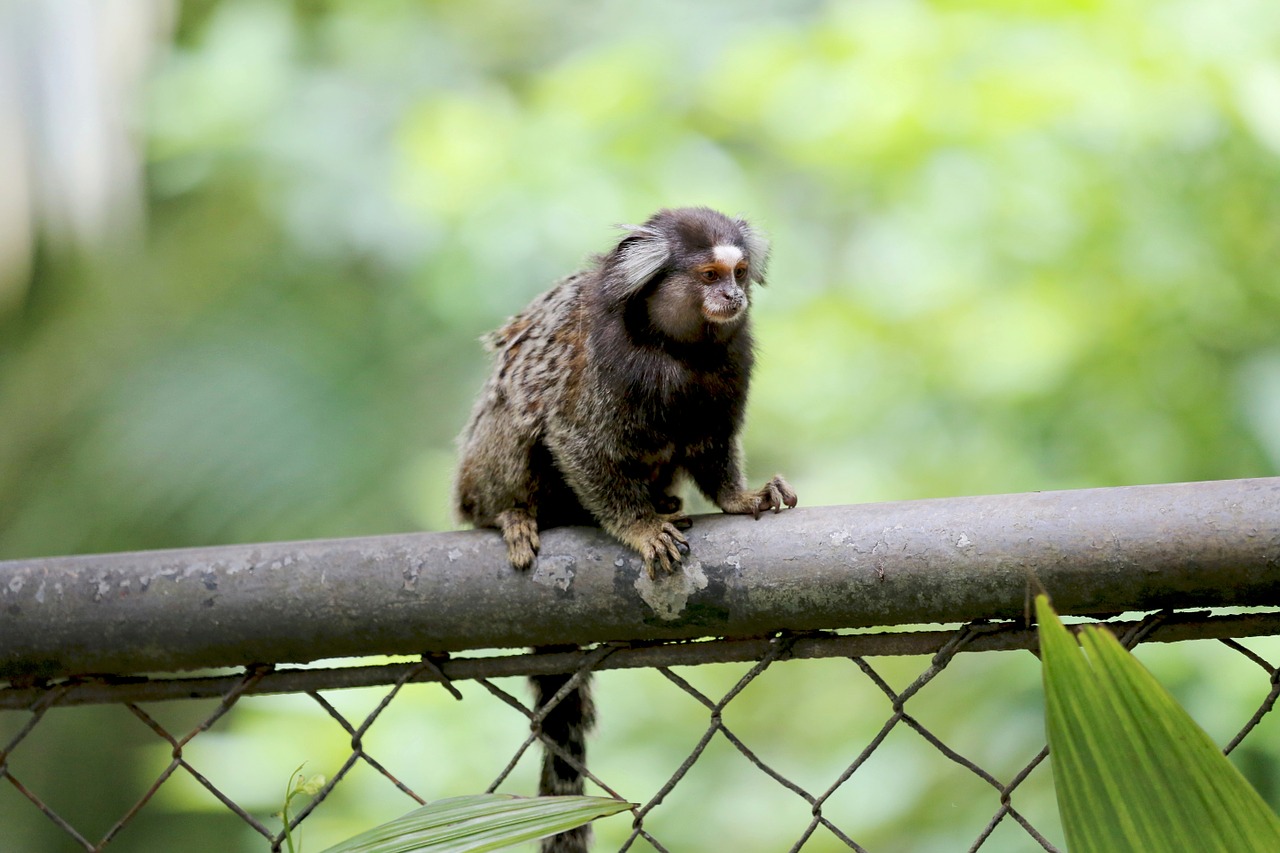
[653,493,682,515]
[542,430,693,578]
[719,475,798,519]
[688,442,798,520]
[454,392,548,570]
[571,478,691,578]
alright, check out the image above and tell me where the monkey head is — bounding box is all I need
[600,207,771,344]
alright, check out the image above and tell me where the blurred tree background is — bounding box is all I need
[2,0,1279,850]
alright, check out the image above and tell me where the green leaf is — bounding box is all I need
[318,793,635,853]
[1037,595,1280,853]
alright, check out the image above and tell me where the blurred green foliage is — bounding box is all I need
[2,0,1279,850]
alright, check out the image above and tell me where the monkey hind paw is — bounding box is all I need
[497,509,540,570]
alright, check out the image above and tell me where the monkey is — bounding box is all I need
[453,206,796,852]
[454,206,796,575]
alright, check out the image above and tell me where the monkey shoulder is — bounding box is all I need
[482,274,589,419]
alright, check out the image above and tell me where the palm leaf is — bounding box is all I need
[319,793,634,853]
[1037,595,1280,852]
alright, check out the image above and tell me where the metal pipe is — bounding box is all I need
[2,477,1278,679]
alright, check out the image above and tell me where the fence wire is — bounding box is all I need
[4,608,1280,851]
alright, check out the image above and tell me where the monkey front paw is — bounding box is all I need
[757,475,799,515]
[643,523,691,579]
[720,475,798,519]
[496,509,540,571]
[624,520,690,579]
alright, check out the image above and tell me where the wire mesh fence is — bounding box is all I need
[5,609,1280,852]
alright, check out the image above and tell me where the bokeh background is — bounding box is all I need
[2,0,1280,850]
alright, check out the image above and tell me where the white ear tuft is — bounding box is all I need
[611,225,671,295]
[738,220,771,284]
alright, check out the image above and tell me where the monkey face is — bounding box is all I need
[692,244,751,324]
[608,207,770,343]
[645,246,751,342]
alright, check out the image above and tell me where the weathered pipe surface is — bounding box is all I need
[1,477,1278,679]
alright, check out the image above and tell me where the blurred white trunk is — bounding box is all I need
[0,0,172,308]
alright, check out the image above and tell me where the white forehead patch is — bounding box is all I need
[712,244,744,266]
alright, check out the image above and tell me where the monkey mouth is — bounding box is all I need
[702,304,744,323]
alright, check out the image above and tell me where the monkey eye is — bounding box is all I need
[700,269,719,283]
[734,266,748,281]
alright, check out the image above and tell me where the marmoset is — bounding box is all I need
[454,206,796,852]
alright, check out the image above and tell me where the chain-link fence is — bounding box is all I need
[5,612,1280,851]
[4,478,1280,851]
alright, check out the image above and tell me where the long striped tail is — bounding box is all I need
[530,656,596,853]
